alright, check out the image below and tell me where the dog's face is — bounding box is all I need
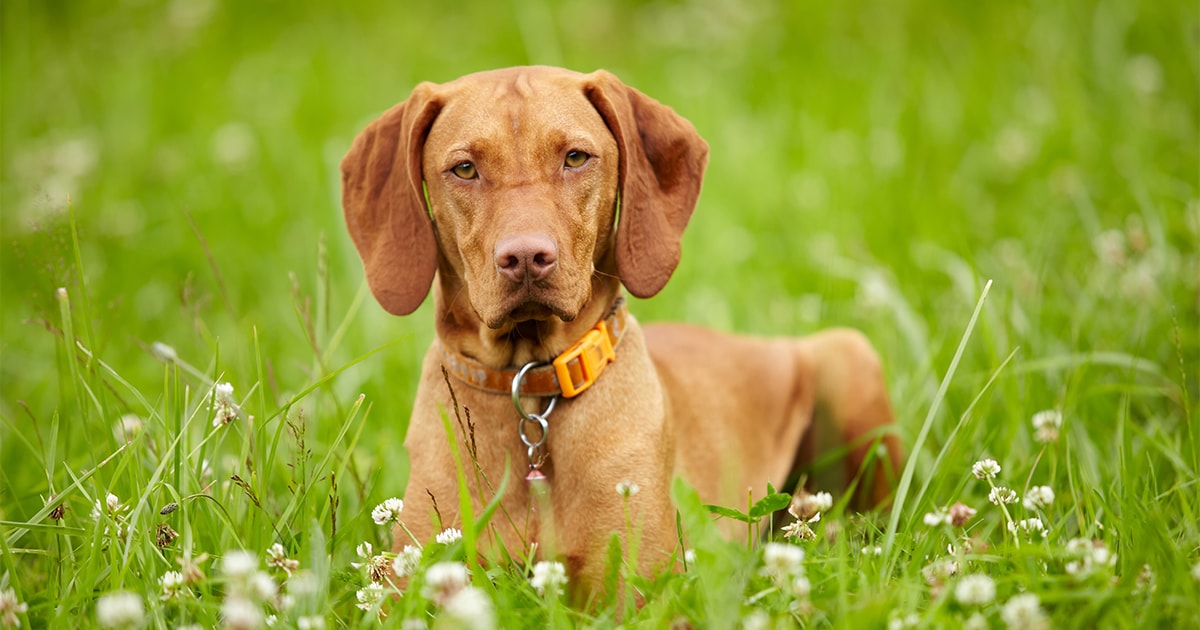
[421,72,620,328]
[341,66,709,326]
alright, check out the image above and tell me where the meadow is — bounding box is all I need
[2,0,1198,627]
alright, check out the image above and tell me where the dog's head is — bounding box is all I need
[341,66,708,327]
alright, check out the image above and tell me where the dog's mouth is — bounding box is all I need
[483,295,579,330]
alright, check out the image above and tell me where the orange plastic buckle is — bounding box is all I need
[552,320,616,398]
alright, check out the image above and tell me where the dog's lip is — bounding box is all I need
[484,296,578,329]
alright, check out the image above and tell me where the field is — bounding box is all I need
[2,0,1198,627]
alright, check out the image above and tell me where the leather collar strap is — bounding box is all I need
[439,298,629,399]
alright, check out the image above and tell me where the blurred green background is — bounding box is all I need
[2,0,1197,506]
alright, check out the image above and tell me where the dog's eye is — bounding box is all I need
[452,162,477,180]
[564,151,590,169]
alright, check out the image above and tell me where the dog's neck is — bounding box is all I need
[433,271,623,370]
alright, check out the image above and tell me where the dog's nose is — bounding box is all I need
[494,233,558,283]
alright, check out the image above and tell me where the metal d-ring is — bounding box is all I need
[511,361,558,421]
[519,413,549,451]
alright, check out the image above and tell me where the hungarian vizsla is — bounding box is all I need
[341,66,902,593]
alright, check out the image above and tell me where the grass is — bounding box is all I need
[2,0,1198,627]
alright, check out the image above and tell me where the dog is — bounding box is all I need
[341,66,902,594]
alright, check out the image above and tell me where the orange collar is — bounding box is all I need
[439,298,629,399]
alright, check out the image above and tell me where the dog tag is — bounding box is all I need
[525,468,547,483]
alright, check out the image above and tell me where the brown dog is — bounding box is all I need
[341,66,901,593]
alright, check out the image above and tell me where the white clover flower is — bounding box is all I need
[1064,538,1091,555]
[789,490,833,520]
[222,551,259,579]
[355,542,373,559]
[790,574,812,599]
[436,528,463,545]
[353,551,391,584]
[91,493,125,521]
[296,617,326,630]
[781,511,819,541]
[114,414,143,443]
[96,591,145,629]
[221,596,264,630]
[371,497,405,525]
[887,613,921,629]
[923,507,950,527]
[1000,593,1048,630]
[442,586,495,630]
[988,486,1019,505]
[949,502,977,527]
[615,481,640,498]
[1023,486,1055,511]
[1064,538,1117,578]
[964,612,989,630]
[810,491,833,513]
[423,562,470,606]
[684,549,696,564]
[355,583,385,611]
[1032,410,1062,443]
[761,542,805,585]
[861,545,883,556]
[972,459,1001,480]
[212,382,242,427]
[1007,518,1047,538]
[288,571,319,599]
[247,571,277,601]
[297,616,326,630]
[1125,54,1163,95]
[392,544,423,578]
[743,610,770,630]
[530,561,567,596]
[265,613,277,627]
[159,571,186,600]
[265,543,299,575]
[953,574,996,606]
[922,558,959,586]
[0,588,29,627]
[1134,564,1156,594]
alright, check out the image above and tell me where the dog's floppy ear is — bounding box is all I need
[341,84,443,316]
[583,70,709,298]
